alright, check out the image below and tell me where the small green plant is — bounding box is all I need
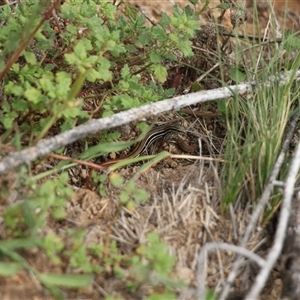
[118,232,182,299]
[4,173,72,237]
[0,173,93,299]
[109,173,149,210]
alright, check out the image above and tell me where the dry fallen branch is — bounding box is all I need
[1,70,300,175]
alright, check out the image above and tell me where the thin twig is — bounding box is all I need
[170,154,225,162]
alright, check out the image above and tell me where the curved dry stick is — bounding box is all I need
[197,242,267,299]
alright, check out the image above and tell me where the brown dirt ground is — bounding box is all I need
[2,1,300,299]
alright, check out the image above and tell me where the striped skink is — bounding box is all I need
[100,123,183,167]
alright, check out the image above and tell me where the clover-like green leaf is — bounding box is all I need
[154,64,167,83]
